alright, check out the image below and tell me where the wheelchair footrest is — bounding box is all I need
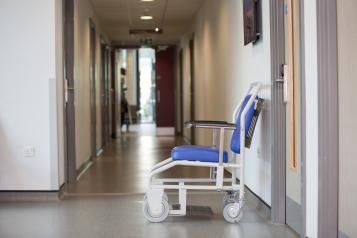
[171,204,214,216]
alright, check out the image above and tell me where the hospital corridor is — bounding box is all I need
[0,0,356,238]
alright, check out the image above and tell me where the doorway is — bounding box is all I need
[89,21,97,159]
[271,0,303,235]
[155,46,175,136]
[100,41,110,147]
[63,0,76,183]
[189,38,195,144]
[284,0,302,235]
[177,49,184,136]
[116,48,163,135]
[138,48,156,124]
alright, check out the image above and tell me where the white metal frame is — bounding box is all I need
[145,82,263,218]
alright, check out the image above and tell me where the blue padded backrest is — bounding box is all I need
[230,95,257,153]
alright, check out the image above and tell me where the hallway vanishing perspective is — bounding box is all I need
[1,0,356,237]
[66,124,212,194]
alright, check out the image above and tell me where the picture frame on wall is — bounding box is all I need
[243,0,260,45]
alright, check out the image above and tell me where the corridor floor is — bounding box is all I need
[0,124,298,238]
[66,124,211,194]
[0,194,298,238]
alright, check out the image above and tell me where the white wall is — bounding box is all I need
[337,1,357,237]
[0,0,61,190]
[303,0,318,237]
[74,0,109,167]
[180,0,272,205]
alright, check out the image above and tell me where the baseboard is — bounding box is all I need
[286,196,303,235]
[183,136,191,145]
[96,148,104,157]
[225,168,271,220]
[76,158,93,181]
[339,230,350,238]
[156,127,175,136]
[0,191,61,202]
[58,183,65,199]
[244,185,271,220]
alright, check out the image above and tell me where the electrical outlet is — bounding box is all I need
[23,146,35,157]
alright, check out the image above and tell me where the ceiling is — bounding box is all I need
[90,0,205,46]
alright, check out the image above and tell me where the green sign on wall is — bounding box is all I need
[140,37,153,46]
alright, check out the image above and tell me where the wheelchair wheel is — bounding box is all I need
[223,202,243,223]
[144,193,168,202]
[143,197,169,223]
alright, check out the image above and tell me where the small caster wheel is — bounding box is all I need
[223,202,243,223]
[143,197,169,223]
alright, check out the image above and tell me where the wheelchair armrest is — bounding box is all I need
[184,120,236,130]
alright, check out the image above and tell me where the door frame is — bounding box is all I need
[189,37,195,144]
[270,0,339,237]
[63,0,76,183]
[178,49,184,136]
[316,0,338,237]
[270,0,287,225]
[270,0,307,231]
[299,0,307,236]
[89,19,97,159]
[100,40,110,147]
[110,50,117,138]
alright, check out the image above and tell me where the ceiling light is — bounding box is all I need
[141,0,154,2]
[140,15,153,20]
[155,27,160,32]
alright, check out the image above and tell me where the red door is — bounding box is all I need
[156,47,175,135]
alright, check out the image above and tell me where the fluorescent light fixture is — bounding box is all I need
[140,15,153,20]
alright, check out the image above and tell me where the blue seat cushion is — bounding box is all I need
[171,146,228,163]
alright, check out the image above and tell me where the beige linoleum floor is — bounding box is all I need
[66,124,211,194]
[0,124,298,238]
[0,194,298,238]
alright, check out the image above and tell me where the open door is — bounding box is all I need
[155,47,175,135]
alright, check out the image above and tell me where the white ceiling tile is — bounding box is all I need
[89,0,205,45]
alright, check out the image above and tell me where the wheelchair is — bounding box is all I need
[143,82,264,223]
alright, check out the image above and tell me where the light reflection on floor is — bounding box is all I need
[66,123,205,194]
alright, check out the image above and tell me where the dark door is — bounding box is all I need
[90,22,97,158]
[100,43,109,146]
[64,0,76,183]
[110,50,117,138]
[178,49,184,135]
[156,47,175,133]
[189,38,195,144]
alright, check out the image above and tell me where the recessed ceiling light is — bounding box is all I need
[141,0,154,2]
[140,15,153,20]
[155,27,160,32]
